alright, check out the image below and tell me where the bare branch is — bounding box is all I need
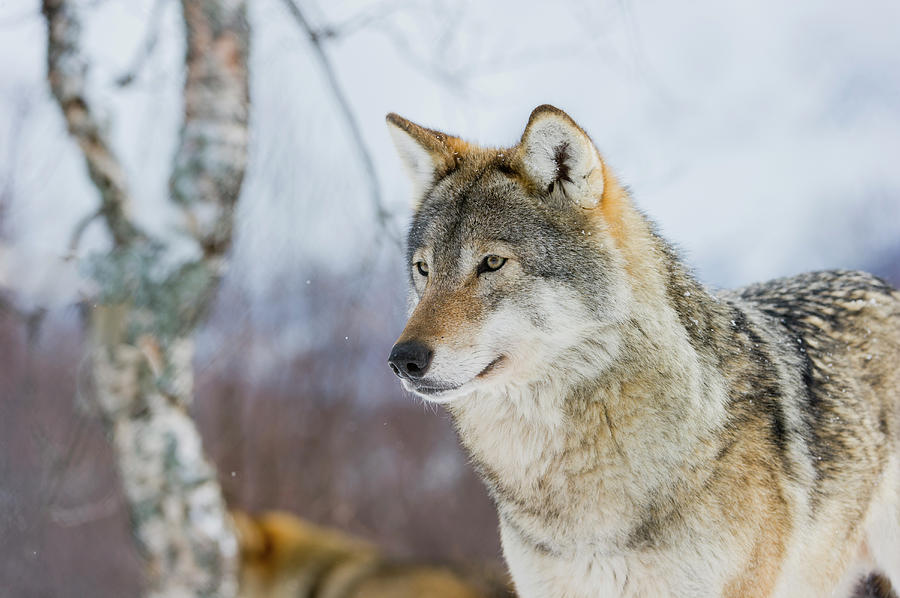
[372,20,472,94]
[42,0,143,249]
[115,0,169,87]
[280,0,401,246]
[66,207,103,256]
[314,0,406,39]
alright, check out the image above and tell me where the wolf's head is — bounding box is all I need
[387,105,639,403]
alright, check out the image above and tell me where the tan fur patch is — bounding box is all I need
[397,283,483,350]
[444,136,474,160]
[595,161,627,247]
[719,445,790,597]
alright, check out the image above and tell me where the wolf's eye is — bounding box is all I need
[477,255,507,275]
[415,261,429,276]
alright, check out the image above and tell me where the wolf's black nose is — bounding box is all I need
[388,341,433,379]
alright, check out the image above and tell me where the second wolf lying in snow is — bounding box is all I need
[386,104,900,598]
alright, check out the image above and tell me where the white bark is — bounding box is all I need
[42,0,250,595]
[173,0,250,258]
[92,330,238,598]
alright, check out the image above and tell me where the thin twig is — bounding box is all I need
[42,0,143,249]
[67,207,102,256]
[280,0,401,247]
[115,0,169,87]
[372,21,471,95]
[315,0,406,39]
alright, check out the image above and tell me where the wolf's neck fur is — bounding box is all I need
[448,187,733,554]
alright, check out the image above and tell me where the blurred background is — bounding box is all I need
[1,0,899,595]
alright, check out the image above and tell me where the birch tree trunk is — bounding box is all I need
[43,1,249,596]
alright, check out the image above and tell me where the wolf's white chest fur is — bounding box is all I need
[501,527,680,598]
[449,316,736,598]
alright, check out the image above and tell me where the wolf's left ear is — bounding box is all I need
[386,113,459,207]
[519,105,604,207]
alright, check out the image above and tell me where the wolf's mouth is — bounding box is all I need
[408,381,461,396]
[476,355,505,378]
[408,356,505,398]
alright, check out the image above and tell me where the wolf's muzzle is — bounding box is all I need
[388,341,433,379]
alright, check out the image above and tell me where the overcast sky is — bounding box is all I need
[2,0,899,308]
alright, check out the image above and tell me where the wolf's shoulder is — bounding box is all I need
[723,269,899,338]
[731,269,897,310]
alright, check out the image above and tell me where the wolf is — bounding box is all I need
[233,510,511,598]
[385,104,900,598]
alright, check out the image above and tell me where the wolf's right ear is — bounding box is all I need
[386,113,460,207]
[519,105,604,208]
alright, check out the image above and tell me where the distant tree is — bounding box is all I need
[41,0,250,596]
